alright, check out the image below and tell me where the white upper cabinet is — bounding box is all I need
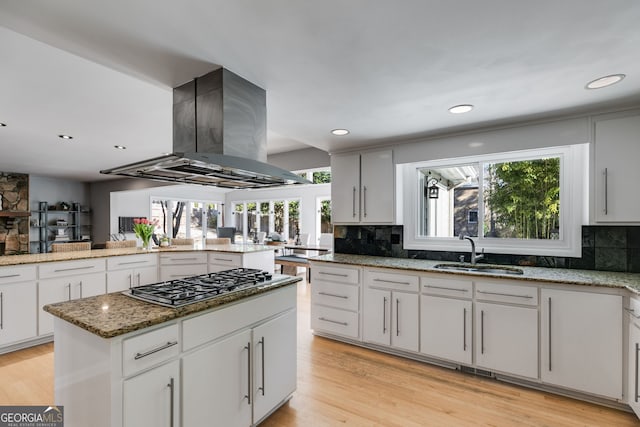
[593,111,640,222]
[332,149,394,224]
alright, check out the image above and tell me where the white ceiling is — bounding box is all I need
[1,0,639,182]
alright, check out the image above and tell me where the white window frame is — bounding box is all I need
[402,144,587,257]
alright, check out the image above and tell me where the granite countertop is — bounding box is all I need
[43,275,301,338]
[309,253,640,294]
[0,244,275,267]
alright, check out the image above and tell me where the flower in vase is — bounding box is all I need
[133,218,158,248]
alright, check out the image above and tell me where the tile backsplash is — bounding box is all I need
[333,225,640,273]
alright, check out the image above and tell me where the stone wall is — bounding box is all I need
[0,173,30,255]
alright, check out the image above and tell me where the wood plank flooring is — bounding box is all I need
[1,277,638,426]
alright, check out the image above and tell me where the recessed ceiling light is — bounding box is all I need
[331,129,350,136]
[448,104,474,114]
[58,134,73,140]
[114,145,127,150]
[586,74,625,89]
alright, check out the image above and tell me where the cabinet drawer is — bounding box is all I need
[159,252,207,265]
[107,254,157,270]
[208,253,242,268]
[160,264,208,281]
[311,304,359,339]
[122,323,179,376]
[421,275,473,298]
[366,269,419,292]
[312,281,359,311]
[0,264,36,285]
[475,281,538,306]
[39,258,105,279]
[311,263,360,285]
[182,284,296,351]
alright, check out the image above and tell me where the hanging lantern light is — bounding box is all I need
[427,178,440,199]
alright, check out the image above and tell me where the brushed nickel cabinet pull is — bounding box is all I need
[128,274,132,289]
[78,281,83,299]
[374,278,411,286]
[318,291,348,299]
[54,265,95,273]
[319,272,348,277]
[119,260,148,265]
[213,258,233,262]
[635,343,639,403]
[66,283,71,301]
[258,337,265,396]
[603,168,608,215]
[134,341,178,360]
[244,343,251,405]
[352,186,357,218]
[383,297,387,334]
[167,377,175,427]
[0,274,19,279]
[480,310,485,355]
[548,297,552,371]
[463,307,467,351]
[319,317,348,326]
[477,290,533,299]
[396,298,400,336]
[424,285,467,292]
[625,307,640,320]
[363,185,367,217]
[0,292,3,330]
[136,273,141,286]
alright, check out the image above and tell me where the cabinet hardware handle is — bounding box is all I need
[134,341,178,360]
[463,307,467,351]
[480,310,485,355]
[383,297,388,334]
[634,343,640,402]
[374,278,411,286]
[66,283,71,301]
[0,292,3,330]
[319,317,348,326]
[396,298,400,336]
[79,281,83,299]
[128,274,132,289]
[119,260,148,265]
[258,337,265,396]
[136,273,141,286]
[625,307,640,320]
[319,272,348,277]
[213,258,233,262]
[476,290,533,299]
[244,343,251,405]
[548,297,552,371]
[424,285,468,292]
[352,186,357,218]
[54,265,95,272]
[0,274,20,279]
[318,291,348,299]
[167,377,175,427]
[603,168,608,215]
[171,257,198,261]
[363,185,367,218]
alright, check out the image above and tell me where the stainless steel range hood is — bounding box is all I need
[100,68,311,188]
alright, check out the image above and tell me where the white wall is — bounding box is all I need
[109,184,229,238]
[224,183,331,245]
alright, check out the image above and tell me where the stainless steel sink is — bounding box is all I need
[434,263,524,275]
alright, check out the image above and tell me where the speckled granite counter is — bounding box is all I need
[309,253,640,294]
[43,275,301,338]
[0,244,274,267]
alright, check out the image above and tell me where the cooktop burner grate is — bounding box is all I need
[127,268,277,307]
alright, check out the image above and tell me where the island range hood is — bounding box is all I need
[100,68,311,188]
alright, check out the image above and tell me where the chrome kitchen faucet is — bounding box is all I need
[459,235,484,264]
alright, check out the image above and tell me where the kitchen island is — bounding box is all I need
[44,273,301,427]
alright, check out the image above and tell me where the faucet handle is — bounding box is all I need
[459,255,465,263]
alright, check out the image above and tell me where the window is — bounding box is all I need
[152,199,223,243]
[292,167,331,184]
[231,198,301,242]
[403,144,587,257]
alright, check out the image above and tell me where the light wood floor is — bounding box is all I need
[1,277,638,426]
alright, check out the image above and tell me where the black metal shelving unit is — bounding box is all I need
[31,201,88,253]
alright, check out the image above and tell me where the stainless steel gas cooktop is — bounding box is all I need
[124,268,286,308]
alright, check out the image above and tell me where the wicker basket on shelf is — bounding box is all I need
[51,242,92,252]
[105,240,136,249]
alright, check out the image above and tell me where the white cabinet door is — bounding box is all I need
[134,265,158,287]
[594,113,640,222]
[253,309,297,423]
[391,291,419,352]
[541,288,623,399]
[39,272,106,335]
[629,319,640,417]
[0,281,37,346]
[182,329,252,427]
[421,295,472,364]
[123,360,179,427]
[360,150,394,224]
[475,302,538,379]
[107,266,158,293]
[363,287,390,346]
[331,152,361,223]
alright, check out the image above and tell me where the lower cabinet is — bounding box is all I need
[628,298,640,417]
[420,295,472,364]
[474,302,538,379]
[123,360,180,427]
[0,278,37,347]
[363,269,419,352]
[541,288,623,399]
[182,309,296,426]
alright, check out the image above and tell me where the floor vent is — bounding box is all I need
[459,366,495,378]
